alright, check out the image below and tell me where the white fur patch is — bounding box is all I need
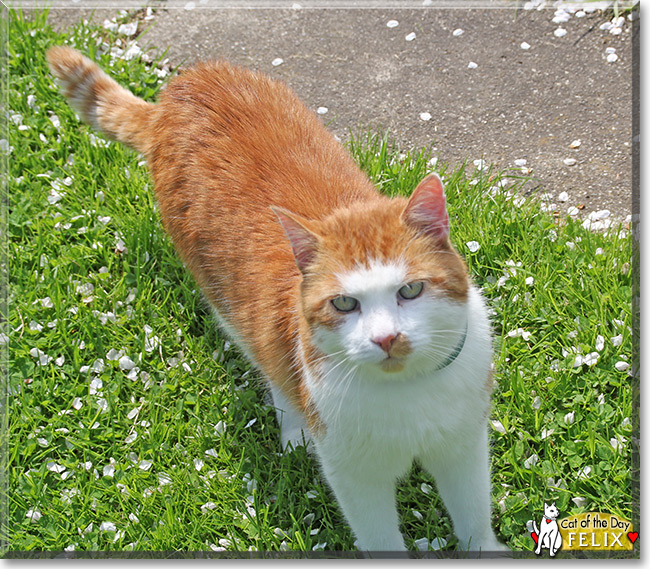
[336,259,407,297]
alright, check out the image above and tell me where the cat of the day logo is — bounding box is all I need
[528,504,637,556]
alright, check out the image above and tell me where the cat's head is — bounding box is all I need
[544,502,560,520]
[275,174,470,380]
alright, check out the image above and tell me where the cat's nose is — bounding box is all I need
[372,333,400,354]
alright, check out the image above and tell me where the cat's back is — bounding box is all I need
[149,60,376,223]
[142,60,380,385]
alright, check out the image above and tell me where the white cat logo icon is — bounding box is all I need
[529,502,563,557]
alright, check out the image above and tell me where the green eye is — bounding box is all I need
[398,282,424,300]
[331,295,359,313]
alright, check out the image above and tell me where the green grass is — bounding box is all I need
[2,8,635,556]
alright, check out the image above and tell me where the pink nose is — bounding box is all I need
[372,333,399,354]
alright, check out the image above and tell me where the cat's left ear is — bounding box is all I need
[402,173,450,244]
[272,207,321,273]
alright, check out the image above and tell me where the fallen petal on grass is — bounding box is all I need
[26,509,42,523]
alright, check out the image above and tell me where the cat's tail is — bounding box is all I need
[46,46,155,154]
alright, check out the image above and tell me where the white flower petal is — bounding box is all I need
[118,355,136,370]
[430,537,447,550]
[89,377,103,395]
[414,537,429,551]
[577,466,591,479]
[523,453,539,469]
[117,22,137,36]
[583,351,600,366]
[26,509,42,522]
[540,428,554,440]
[46,461,66,473]
[99,521,116,532]
[572,496,587,508]
[91,359,105,374]
[214,420,226,436]
[201,501,218,513]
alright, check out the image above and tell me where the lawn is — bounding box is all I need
[2,8,636,557]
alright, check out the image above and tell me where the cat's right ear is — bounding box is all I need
[402,173,450,245]
[272,207,320,273]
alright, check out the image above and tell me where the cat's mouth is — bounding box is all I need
[380,355,407,373]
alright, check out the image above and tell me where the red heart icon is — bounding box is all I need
[531,531,539,544]
[628,532,639,544]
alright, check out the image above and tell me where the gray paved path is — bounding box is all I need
[44,1,638,224]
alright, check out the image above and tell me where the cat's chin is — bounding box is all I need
[379,357,407,374]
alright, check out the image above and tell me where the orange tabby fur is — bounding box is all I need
[46,45,468,435]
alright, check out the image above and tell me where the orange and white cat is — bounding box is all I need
[47,45,506,554]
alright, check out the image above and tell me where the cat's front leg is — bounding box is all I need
[418,426,508,554]
[315,444,410,553]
